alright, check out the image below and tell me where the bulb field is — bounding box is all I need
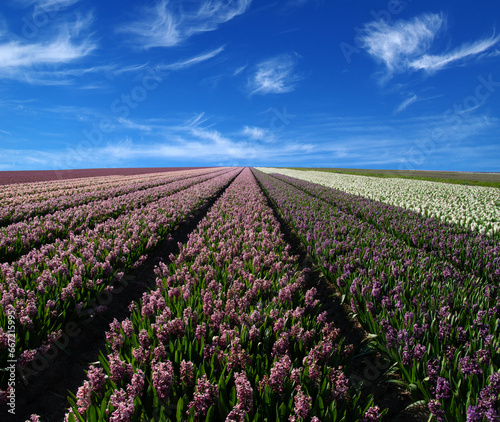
[1,167,499,421]
[256,168,500,238]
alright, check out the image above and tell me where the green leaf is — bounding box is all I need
[87,406,98,422]
[100,397,108,417]
[314,395,324,413]
[252,406,261,422]
[205,405,215,421]
[277,402,288,420]
[263,386,272,406]
[404,400,426,412]
[230,385,237,407]
[159,406,168,422]
[67,396,77,411]
[218,389,230,418]
[176,397,184,422]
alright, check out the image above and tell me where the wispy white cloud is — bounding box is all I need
[158,46,225,71]
[241,125,275,142]
[0,28,93,68]
[431,115,496,142]
[4,64,116,86]
[185,112,208,127]
[0,98,36,111]
[248,53,301,95]
[233,64,247,76]
[1,110,496,170]
[359,13,443,76]
[117,118,154,132]
[484,49,500,58]
[410,35,500,72]
[120,1,180,48]
[0,110,318,169]
[0,37,90,67]
[120,0,252,49]
[15,0,79,12]
[394,94,418,114]
[188,127,245,156]
[0,13,96,83]
[113,62,150,75]
[359,12,499,80]
[95,133,313,164]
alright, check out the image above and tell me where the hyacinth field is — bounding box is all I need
[1,167,499,421]
[256,168,500,238]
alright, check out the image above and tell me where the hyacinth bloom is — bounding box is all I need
[0,168,220,224]
[260,170,500,282]
[65,168,382,421]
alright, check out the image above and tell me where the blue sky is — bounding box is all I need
[0,0,499,172]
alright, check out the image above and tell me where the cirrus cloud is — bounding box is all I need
[241,125,276,143]
[0,13,96,84]
[248,53,301,95]
[119,0,252,49]
[358,12,499,80]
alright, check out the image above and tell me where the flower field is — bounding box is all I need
[1,167,499,421]
[252,169,500,421]
[255,168,500,237]
[64,168,381,422]
[0,168,238,391]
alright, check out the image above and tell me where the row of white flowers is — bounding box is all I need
[255,168,500,237]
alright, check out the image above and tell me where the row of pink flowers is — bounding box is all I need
[0,168,219,203]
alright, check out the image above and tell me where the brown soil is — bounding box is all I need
[0,167,214,186]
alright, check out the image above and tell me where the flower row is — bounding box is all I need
[0,171,176,215]
[0,169,211,201]
[64,168,382,422]
[253,169,500,421]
